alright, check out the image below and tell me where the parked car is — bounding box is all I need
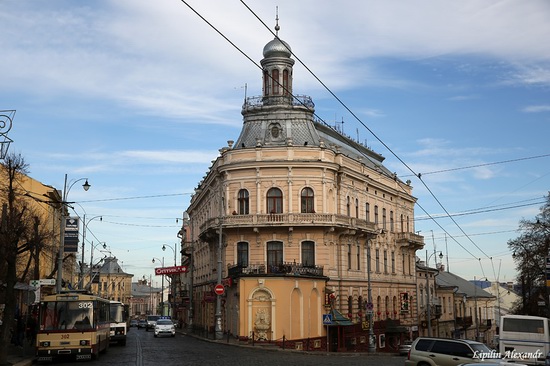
[405,337,500,366]
[399,340,413,356]
[130,319,138,327]
[458,363,528,366]
[154,319,176,338]
[137,319,147,329]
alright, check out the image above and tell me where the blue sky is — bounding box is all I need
[1,0,549,287]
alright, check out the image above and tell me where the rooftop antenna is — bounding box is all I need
[275,6,280,36]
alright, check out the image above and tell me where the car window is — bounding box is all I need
[415,339,434,352]
[428,340,476,358]
[156,320,172,325]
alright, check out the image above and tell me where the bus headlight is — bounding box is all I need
[40,341,50,347]
[80,340,90,346]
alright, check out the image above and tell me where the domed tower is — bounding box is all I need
[234,20,320,149]
[261,22,294,104]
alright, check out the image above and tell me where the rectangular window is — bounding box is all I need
[391,251,395,273]
[390,211,394,232]
[267,241,283,269]
[357,244,361,270]
[366,203,370,221]
[301,241,315,266]
[375,249,380,272]
[382,208,387,230]
[347,244,352,270]
[384,250,388,274]
[374,205,379,225]
[237,242,248,267]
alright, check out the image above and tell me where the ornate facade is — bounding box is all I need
[183,25,425,352]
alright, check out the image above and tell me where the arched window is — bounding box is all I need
[374,205,379,225]
[301,241,315,266]
[272,69,279,95]
[263,70,270,96]
[237,189,249,215]
[283,69,289,95]
[346,197,351,216]
[301,187,314,213]
[365,203,370,221]
[382,208,387,230]
[355,199,359,218]
[237,242,249,267]
[390,210,394,232]
[267,188,283,213]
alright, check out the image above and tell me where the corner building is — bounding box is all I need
[184,28,425,352]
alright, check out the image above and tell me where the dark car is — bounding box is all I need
[130,319,138,327]
[137,319,147,329]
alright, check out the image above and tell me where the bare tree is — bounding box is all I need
[0,153,30,364]
[507,192,550,316]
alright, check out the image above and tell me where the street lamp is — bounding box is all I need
[152,257,165,315]
[79,214,102,289]
[56,174,90,293]
[162,243,178,318]
[425,250,443,336]
[87,241,106,292]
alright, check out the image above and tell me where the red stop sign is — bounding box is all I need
[214,284,225,295]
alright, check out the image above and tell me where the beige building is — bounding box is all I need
[86,256,132,304]
[184,26,425,352]
[1,172,67,291]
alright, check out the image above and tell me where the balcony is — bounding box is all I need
[456,316,473,328]
[201,213,377,235]
[396,232,424,250]
[228,262,325,279]
[242,95,315,111]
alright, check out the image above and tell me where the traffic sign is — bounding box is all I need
[30,279,56,287]
[366,302,374,311]
[214,284,225,296]
[323,314,333,325]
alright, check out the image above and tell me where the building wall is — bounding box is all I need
[187,142,423,343]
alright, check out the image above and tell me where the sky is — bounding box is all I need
[1,0,549,287]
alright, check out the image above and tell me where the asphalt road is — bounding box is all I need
[46,327,407,366]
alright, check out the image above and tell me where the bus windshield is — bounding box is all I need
[110,303,125,323]
[40,300,94,331]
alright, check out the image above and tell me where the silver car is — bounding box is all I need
[154,319,175,338]
[405,337,499,366]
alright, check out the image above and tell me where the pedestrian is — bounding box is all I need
[15,315,25,347]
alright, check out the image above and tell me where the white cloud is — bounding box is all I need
[522,105,550,113]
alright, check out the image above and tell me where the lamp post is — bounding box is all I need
[87,241,106,292]
[162,243,177,318]
[366,238,375,353]
[425,250,443,337]
[56,174,90,293]
[215,194,224,340]
[182,211,194,332]
[79,214,102,289]
[152,257,165,315]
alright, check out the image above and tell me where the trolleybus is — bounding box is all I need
[36,290,110,362]
[109,300,129,346]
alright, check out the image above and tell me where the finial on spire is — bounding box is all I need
[275,6,280,36]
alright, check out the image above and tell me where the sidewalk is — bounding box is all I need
[6,343,34,366]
